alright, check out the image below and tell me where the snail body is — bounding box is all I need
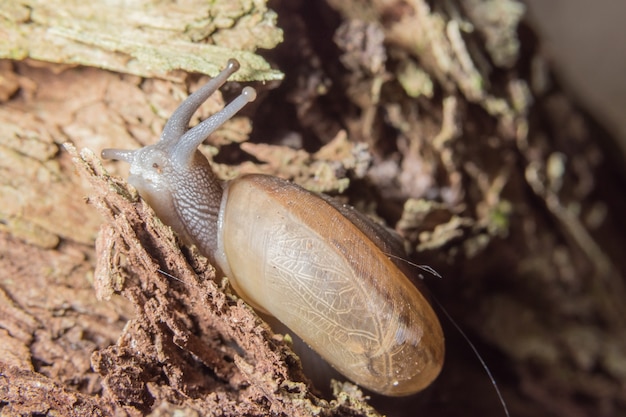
[102,59,444,396]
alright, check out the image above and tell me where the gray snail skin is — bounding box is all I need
[102,59,444,396]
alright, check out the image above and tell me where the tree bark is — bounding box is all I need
[1,1,624,416]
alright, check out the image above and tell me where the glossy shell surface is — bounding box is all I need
[216,174,444,396]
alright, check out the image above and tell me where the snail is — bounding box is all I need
[101,59,444,396]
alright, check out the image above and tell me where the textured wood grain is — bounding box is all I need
[0,0,283,81]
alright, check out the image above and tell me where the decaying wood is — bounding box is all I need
[1,1,625,416]
[0,0,283,81]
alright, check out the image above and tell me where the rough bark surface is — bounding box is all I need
[0,0,283,81]
[1,1,625,417]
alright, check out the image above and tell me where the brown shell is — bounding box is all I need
[218,174,444,396]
